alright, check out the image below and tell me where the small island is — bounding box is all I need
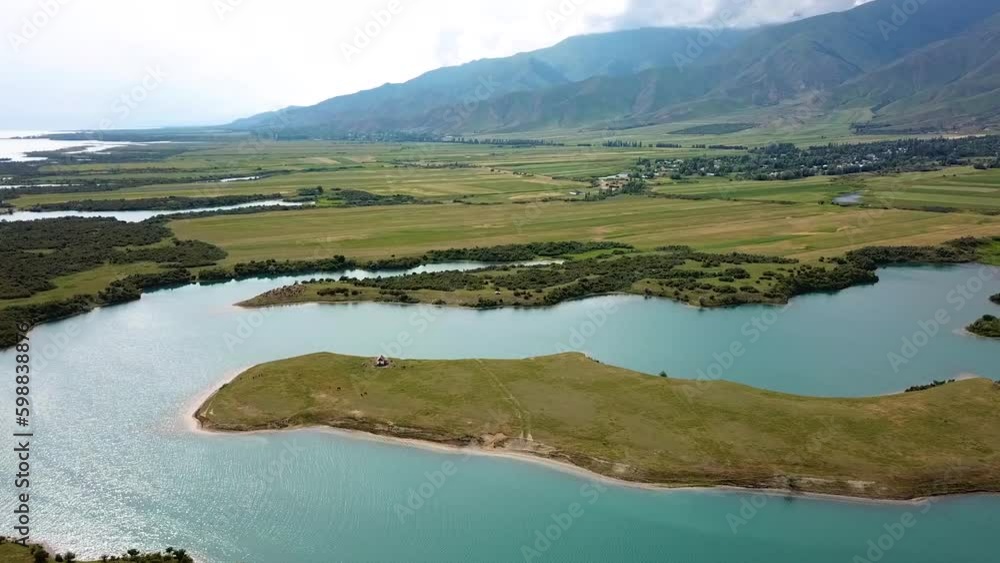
[991,292,1000,305]
[195,352,1000,501]
[967,314,1000,338]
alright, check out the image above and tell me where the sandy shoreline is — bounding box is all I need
[181,370,986,507]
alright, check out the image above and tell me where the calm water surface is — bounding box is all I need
[0,264,997,562]
[0,200,303,222]
[0,130,133,161]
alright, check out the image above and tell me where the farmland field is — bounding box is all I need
[5,138,1000,311]
[171,196,1000,264]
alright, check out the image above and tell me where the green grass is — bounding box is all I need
[170,196,1000,265]
[0,263,164,307]
[5,139,1000,320]
[197,352,1000,500]
[238,254,791,310]
[652,167,1000,213]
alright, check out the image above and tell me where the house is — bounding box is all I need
[598,172,631,191]
[374,355,390,367]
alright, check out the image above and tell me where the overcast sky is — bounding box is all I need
[1,0,870,130]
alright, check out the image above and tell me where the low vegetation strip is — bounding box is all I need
[0,537,193,562]
[196,352,1000,500]
[24,193,283,212]
[239,239,990,310]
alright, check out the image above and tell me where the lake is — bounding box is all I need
[0,264,997,562]
[0,200,305,222]
[0,130,135,161]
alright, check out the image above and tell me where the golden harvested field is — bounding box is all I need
[170,196,1000,264]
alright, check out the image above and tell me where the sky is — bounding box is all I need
[1,0,870,130]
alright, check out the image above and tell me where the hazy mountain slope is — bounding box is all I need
[419,65,725,132]
[229,27,744,132]
[229,0,1000,136]
[706,0,1000,104]
[835,13,1000,131]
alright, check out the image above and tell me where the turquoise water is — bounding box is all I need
[0,264,997,562]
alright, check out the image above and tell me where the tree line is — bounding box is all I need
[643,136,1000,181]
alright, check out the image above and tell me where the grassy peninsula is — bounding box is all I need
[195,352,1000,501]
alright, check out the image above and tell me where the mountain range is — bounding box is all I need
[229,0,1000,137]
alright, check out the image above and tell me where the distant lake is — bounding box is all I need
[0,200,305,222]
[0,263,997,562]
[0,130,137,161]
[834,192,863,205]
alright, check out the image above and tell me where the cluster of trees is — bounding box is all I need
[446,137,564,147]
[0,536,194,562]
[669,123,756,135]
[602,140,646,148]
[200,243,635,286]
[691,144,748,150]
[322,188,420,207]
[645,136,1000,181]
[300,245,800,308]
[111,239,226,268]
[27,194,281,212]
[283,238,996,311]
[98,270,193,305]
[839,237,984,269]
[0,218,172,298]
[0,296,94,348]
[967,315,1000,338]
[424,241,633,262]
[0,217,232,347]
[905,379,956,393]
[198,255,356,282]
[653,246,798,266]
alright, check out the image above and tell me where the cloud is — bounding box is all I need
[608,0,871,28]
